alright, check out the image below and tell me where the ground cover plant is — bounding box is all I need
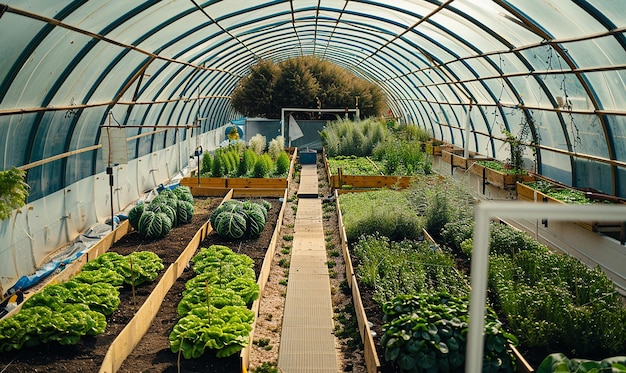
[523,180,593,204]
[475,160,529,175]
[381,292,518,373]
[327,155,382,176]
[338,189,424,241]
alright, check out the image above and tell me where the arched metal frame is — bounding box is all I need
[1,0,626,198]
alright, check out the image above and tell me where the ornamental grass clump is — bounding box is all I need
[320,117,388,157]
[267,135,285,161]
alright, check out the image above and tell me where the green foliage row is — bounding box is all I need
[338,189,423,242]
[440,217,626,357]
[489,247,626,356]
[200,141,290,178]
[475,160,528,175]
[327,155,382,176]
[81,251,164,287]
[231,56,386,118]
[352,235,466,305]
[169,245,259,359]
[321,117,389,157]
[0,250,163,351]
[524,181,593,204]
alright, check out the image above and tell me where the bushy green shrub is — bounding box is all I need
[440,218,474,251]
[275,151,290,175]
[253,154,273,178]
[424,191,451,238]
[201,152,212,175]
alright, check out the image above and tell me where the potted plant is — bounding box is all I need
[0,167,29,220]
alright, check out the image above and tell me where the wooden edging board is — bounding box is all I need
[2,220,132,320]
[97,190,232,373]
[335,189,381,373]
[240,186,289,371]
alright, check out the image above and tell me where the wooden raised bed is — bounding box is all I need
[322,149,413,192]
[101,149,297,372]
[334,189,381,373]
[470,162,535,190]
[335,190,534,373]
[2,219,132,320]
[99,187,289,372]
[180,148,298,198]
[516,182,626,239]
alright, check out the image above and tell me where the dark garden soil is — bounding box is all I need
[0,196,282,373]
[1,154,367,373]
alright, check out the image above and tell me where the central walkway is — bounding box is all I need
[277,163,338,372]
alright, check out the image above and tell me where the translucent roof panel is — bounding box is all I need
[0,0,625,200]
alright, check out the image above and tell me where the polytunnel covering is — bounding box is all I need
[0,0,625,291]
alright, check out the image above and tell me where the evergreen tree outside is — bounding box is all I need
[230,56,386,119]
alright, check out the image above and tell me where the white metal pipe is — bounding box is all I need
[463,102,473,159]
[466,201,626,373]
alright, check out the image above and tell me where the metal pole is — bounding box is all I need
[107,166,114,232]
[463,99,473,159]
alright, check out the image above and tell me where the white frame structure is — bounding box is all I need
[466,202,626,373]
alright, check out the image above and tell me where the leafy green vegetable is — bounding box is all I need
[170,245,258,359]
[169,306,254,359]
[211,199,269,239]
[138,210,172,239]
[537,353,626,373]
[381,292,517,373]
[82,251,164,286]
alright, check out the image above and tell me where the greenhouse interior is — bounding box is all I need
[1,1,625,372]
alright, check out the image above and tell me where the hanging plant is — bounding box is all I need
[0,167,29,220]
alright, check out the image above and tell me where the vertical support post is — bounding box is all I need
[107,166,114,232]
[463,100,473,159]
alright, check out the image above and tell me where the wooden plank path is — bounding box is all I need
[278,164,338,372]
